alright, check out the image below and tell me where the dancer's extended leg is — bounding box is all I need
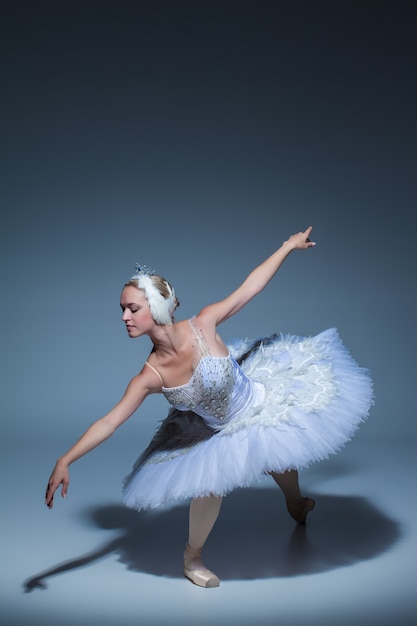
[184,495,222,587]
[270,469,315,524]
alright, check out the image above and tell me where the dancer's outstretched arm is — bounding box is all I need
[199,226,316,326]
[45,365,158,509]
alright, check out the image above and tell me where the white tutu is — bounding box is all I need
[123,328,373,510]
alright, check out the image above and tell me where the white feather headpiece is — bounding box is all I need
[129,264,176,325]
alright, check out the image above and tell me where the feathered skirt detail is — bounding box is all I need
[123,328,373,510]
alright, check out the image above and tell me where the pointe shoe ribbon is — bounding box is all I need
[183,543,220,588]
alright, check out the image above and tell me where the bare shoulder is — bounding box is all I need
[193,308,218,335]
[128,364,163,394]
[193,309,229,356]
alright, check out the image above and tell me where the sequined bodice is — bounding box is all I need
[163,355,235,422]
[162,318,264,428]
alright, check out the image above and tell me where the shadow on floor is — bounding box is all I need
[23,487,401,591]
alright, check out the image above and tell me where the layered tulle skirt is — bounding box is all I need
[123,328,373,510]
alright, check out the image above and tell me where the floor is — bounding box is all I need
[2,429,416,626]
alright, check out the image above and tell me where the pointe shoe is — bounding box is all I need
[183,543,220,588]
[286,497,316,524]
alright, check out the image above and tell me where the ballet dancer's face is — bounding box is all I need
[120,285,154,337]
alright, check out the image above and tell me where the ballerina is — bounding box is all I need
[45,226,373,587]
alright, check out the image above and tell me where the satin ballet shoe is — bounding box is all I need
[183,543,220,588]
[286,497,316,524]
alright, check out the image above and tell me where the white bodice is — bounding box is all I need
[163,356,264,427]
[162,319,264,428]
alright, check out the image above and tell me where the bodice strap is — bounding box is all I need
[145,361,164,386]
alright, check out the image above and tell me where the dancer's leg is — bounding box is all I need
[184,495,222,588]
[270,469,302,500]
[270,469,315,524]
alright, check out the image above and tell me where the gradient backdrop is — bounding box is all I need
[1,1,416,625]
